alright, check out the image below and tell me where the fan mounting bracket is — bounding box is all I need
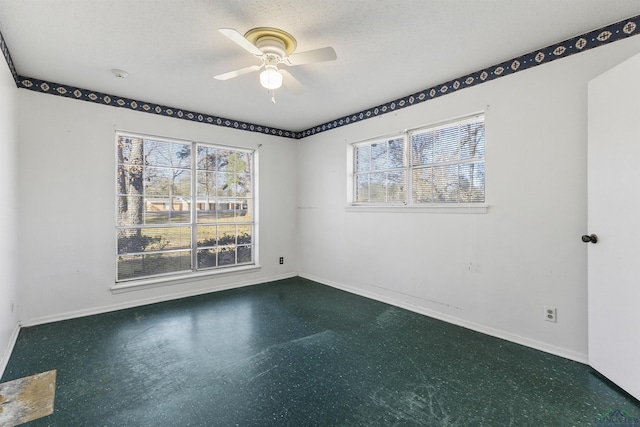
[244,27,297,55]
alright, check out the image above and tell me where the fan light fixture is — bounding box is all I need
[260,65,282,90]
[215,27,337,102]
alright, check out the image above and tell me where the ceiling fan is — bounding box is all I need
[214,27,337,101]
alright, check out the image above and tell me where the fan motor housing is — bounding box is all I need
[255,36,287,60]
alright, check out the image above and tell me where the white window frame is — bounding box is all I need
[352,133,407,205]
[347,113,488,213]
[114,131,259,291]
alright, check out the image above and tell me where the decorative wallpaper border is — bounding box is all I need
[0,26,18,85]
[299,14,640,137]
[15,75,298,139]
[1,14,640,139]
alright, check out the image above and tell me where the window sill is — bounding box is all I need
[111,264,262,294]
[345,204,488,214]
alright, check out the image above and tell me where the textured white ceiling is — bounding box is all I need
[1,1,640,132]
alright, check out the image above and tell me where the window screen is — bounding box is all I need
[354,136,406,203]
[410,115,485,203]
[352,114,485,205]
[116,133,255,282]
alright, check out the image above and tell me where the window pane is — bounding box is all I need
[169,209,190,223]
[197,146,217,171]
[388,138,405,168]
[143,198,191,225]
[355,174,370,202]
[371,142,387,170]
[475,129,485,158]
[218,246,236,266]
[117,227,191,254]
[369,172,386,202]
[236,199,251,220]
[174,174,191,197]
[143,200,169,224]
[217,225,237,245]
[236,174,252,197]
[432,165,459,202]
[387,171,406,202]
[459,162,485,202]
[198,247,237,268]
[437,125,461,162]
[117,134,255,281]
[238,245,252,263]
[197,225,218,247]
[170,143,191,168]
[217,150,234,172]
[407,115,485,204]
[412,167,433,203]
[354,135,406,203]
[116,138,145,232]
[144,167,172,197]
[411,130,434,166]
[237,225,252,244]
[116,165,140,195]
[144,140,171,167]
[197,171,216,197]
[356,145,371,172]
[215,200,237,222]
[460,121,485,160]
[117,195,143,227]
[197,248,218,269]
[117,251,192,281]
[231,151,252,174]
[197,205,217,223]
[145,212,167,224]
[217,172,235,196]
[117,137,134,165]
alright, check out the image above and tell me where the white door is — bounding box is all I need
[588,52,640,401]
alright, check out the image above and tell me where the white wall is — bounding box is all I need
[0,62,19,372]
[17,92,298,324]
[12,33,640,364]
[297,36,640,363]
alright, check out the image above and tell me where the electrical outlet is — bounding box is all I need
[544,306,557,323]
[10,301,13,312]
[279,257,284,265]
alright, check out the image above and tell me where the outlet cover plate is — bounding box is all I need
[545,306,557,323]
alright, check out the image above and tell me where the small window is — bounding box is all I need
[116,133,255,282]
[352,114,485,205]
[354,136,406,203]
[410,115,485,203]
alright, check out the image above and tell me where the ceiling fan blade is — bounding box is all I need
[214,64,262,80]
[280,69,306,95]
[286,46,337,66]
[218,28,264,56]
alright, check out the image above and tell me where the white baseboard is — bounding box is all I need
[299,273,589,365]
[21,273,297,328]
[0,322,20,379]
[16,272,589,366]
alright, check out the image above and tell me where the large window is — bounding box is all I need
[353,114,485,205]
[116,133,255,282]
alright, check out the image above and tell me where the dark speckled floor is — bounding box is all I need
[2,277,639,426]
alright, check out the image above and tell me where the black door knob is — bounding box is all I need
[581,234,598,244]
